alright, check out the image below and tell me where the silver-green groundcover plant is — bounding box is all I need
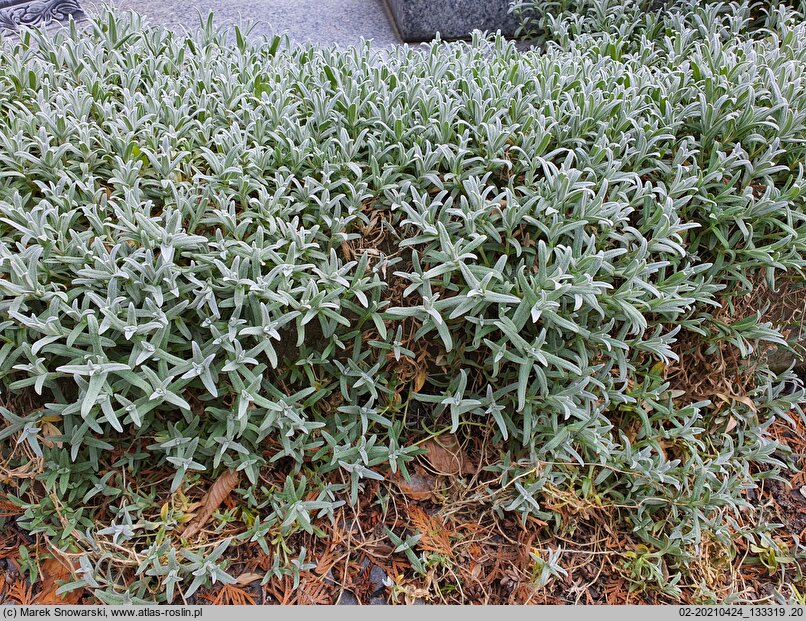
[510,0,806,46]
[0,1,803,602]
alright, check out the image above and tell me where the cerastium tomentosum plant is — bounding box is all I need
[0,2,804,602]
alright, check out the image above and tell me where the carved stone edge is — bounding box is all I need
[0,0,85,33]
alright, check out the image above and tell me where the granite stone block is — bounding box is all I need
[387,0,517,42]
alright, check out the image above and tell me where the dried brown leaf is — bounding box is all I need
[183,470,240,539]
[340,241,353,261]
[715,392,731,405]
[421,434,474,475]
[395,471,434,501]
[34,558,81,604]
[414,367,427,393]
[39,422,62,449]
[234,573,263,586]
[733,395,758,412]
[725,416,738,433]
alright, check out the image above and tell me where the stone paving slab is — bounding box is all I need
[84,0,400,46]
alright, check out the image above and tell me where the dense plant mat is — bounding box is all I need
[0,2,804,604]
[510,0,806,45]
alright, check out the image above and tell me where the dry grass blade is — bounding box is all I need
[183,470,240,538]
